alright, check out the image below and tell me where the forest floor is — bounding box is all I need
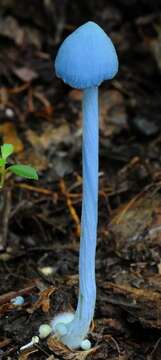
[1,1,161,359]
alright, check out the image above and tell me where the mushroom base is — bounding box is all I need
[51,311,92,349]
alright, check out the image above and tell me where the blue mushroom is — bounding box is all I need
[53,21,118,349]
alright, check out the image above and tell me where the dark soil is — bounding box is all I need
[1,1,161,359]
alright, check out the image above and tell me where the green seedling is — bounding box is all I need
[0,144,38,188]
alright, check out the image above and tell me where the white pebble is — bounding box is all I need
[11,296,24,305]
[39,266,54,276]
[39,324,52,338]
[5,108,14,118]
[81,339,91,351]
[32,336,39,344]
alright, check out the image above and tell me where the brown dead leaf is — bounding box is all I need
[0,16,24,45]
[110,191,161,253]
[24,26,42,49]
[26,123,71,150]
[48,336,99,360]
[24,123,71,173]
[104,282,161,329]
[158,263,161,275]
[0,303,15,315]
[25,130,43,148]
[13,67,38,82]
[100,90,127,137]
[0,337,11,348]
[64,347,99,360]
[18,348,38,360]
[0,122,24,153]
[69,90,82,101]
[29,287,56,313]
[18,148,48,171]
[47,336,70,357]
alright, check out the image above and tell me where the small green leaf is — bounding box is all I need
[1,144,14,160]
[8,164,38,180]
[0,158,6,167]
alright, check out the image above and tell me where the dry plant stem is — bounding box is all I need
[0,188,12,251]
[60,179,80,237]
[0,165,5,188]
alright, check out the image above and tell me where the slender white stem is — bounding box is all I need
[57,86,99,349]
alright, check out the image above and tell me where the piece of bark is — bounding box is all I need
[104,282,161,329]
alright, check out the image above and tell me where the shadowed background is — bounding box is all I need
[1,1,161,359]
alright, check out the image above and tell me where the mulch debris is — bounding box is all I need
[1,1,161,359]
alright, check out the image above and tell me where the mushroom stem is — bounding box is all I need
[60,86,99,348]
[79,85,98,320]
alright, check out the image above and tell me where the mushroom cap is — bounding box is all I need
[55,21,118,89]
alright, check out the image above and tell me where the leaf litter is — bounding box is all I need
[1,1,161,359]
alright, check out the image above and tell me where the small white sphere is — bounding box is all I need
[39,266,54,276]
[81,339,91,351]
[39,324,52,339]
[5,108,14,118]
[11,296,24,305]
[32,336,39,344]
